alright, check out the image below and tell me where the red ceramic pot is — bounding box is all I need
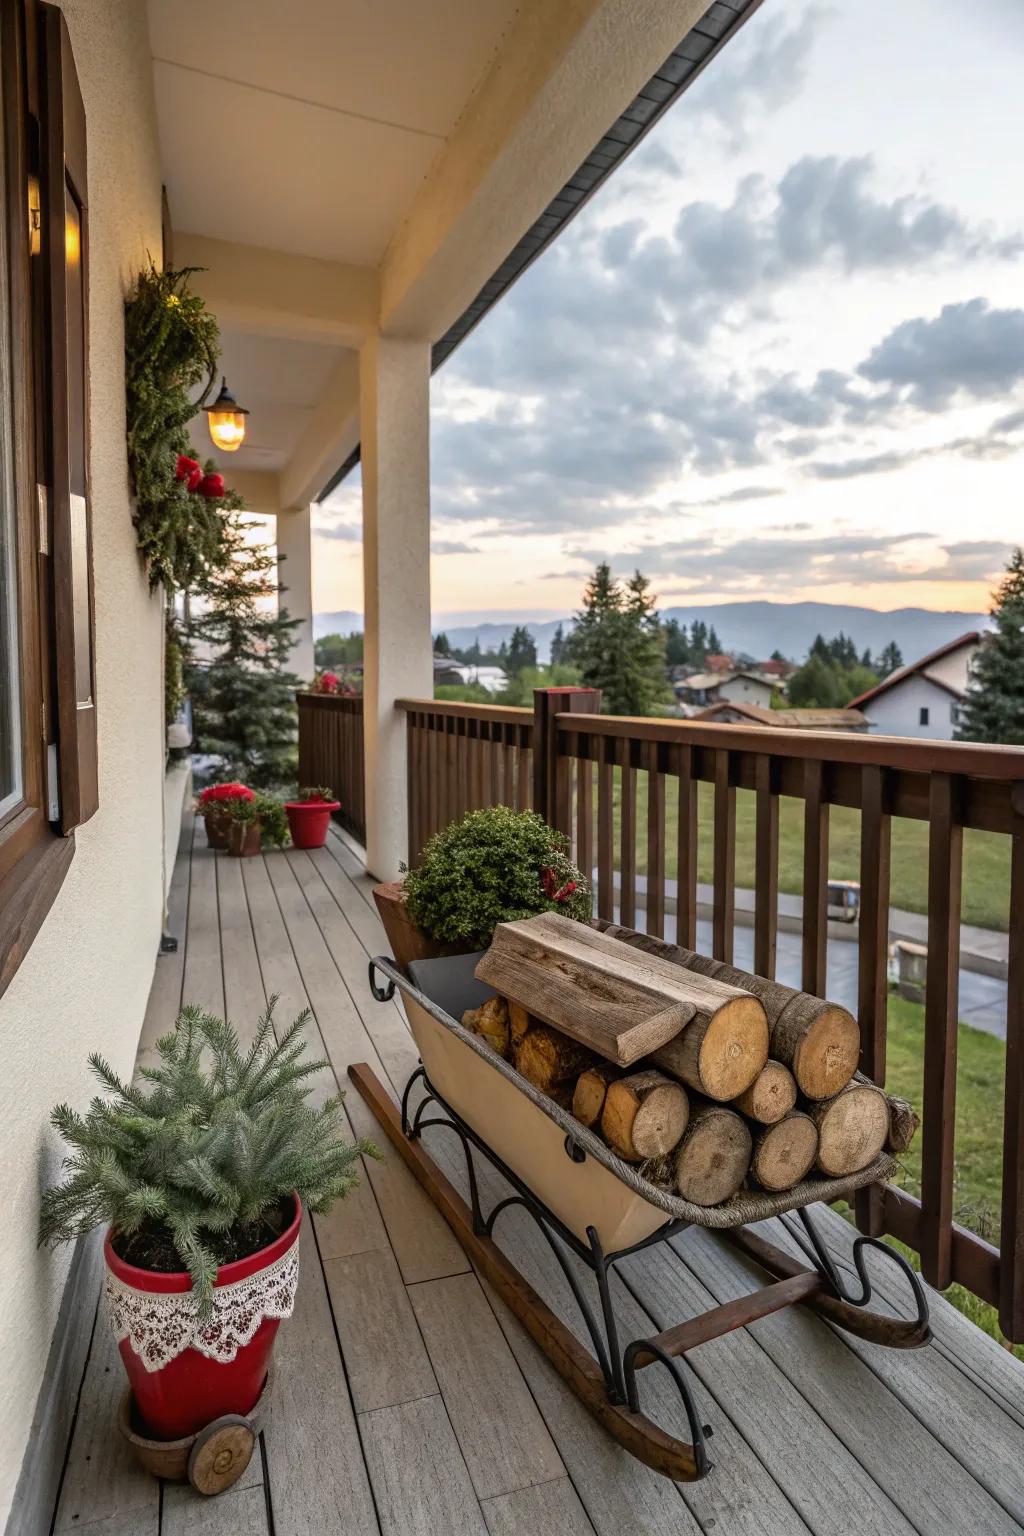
[104,1197,301,1440]
[284,799,340,849]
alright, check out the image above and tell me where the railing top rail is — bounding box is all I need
[296,691,364,711]
[553,711,1024,782]
[397,697,533,728]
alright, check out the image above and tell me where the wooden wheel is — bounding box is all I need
[187,1415,256,1496]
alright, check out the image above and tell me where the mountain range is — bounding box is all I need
[314,600,988,665]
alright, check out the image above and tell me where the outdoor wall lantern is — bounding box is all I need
[206,376,249,453]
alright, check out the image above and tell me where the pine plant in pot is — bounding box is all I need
[39,1002,376,1442]
[375,805,591,969]
[285,786,340,850]
[196,783,254,849]
[225,793,289,857]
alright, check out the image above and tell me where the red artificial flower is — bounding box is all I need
[198,782,255,806]
[175,454,201,483]
[553,880,577,903]
[197,472,226,500]
[316,671,340,695]
[540,866,577,904]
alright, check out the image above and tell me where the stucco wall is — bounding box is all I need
[862,674,960,740]
[0,2,164,1523]
[718,675,775,706]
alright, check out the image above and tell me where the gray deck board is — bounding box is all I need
[51,830,1024,1536]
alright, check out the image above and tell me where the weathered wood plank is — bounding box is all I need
[181,844,224,1016]
[712,749,735,963]
[53,1322,158,1532]
[596,757,614,922]
[263,1217,379,1536]
[673,745,698,950]
[161,1483,268,1536]
[409,1272,564,1500]
[360,1394,489,1536]
[216,853,268,1042]
[323,1247,437,1411]
[753,754,778,980]
[679,1224,1022,1536]
[314,838,392,955]
[482,1477,597,1536]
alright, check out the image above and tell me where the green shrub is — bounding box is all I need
[403,806,591,949]
[39,1002,377,1316]
[254,792,289,847]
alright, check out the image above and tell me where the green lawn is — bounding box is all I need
[598,773,1011,933]
[845,992,1021,1358]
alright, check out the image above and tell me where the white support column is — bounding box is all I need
[276,505,315,683]
[360,333,433,880]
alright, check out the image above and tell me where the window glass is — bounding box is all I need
[0,79,22,822]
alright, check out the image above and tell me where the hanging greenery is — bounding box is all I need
[124,264,242,593]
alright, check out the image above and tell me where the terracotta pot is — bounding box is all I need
[104,1197,301,1440]
[227,820,261,857]
[202,809,231,850]
[284,799,340,850]
[372,881,468,969]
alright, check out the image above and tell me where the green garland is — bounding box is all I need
[124,265,242,592]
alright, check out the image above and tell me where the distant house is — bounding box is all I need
[434,657,508,694]
[846,632,980,739]
[755,657,796,680]
[696,702,869,732]
[675,670,780,709]
[705,653,736,674]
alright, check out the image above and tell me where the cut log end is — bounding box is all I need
[733,1060,798,1124]
[886,1095,921,1155]
[775,1001,860,1100]
[602,1070,689,1162]
[653,996,769,1102]
[749,1112,819,1192]
[461,996,510,1058]
[513,1023,596,1095]
[811,1082,890,1176]
[673,1104,752,1206]
[572,1062,621,1129]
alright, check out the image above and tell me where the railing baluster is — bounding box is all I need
[675,744,698,949]
[516,726,530,810]
[488,723,502,808]
[1000,805,1024,1338]
[712,749,735,962]
[620,745,637,929]
[920,772,963,1291]
[597,751,614,922]
[802,758,829,996]
[753,755,778,979]
[576,752,593,894]
[854,763,891,1236]
[646,742,666,939]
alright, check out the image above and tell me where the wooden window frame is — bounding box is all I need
[0,0,96,1000]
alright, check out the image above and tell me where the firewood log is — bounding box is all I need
[853,1072,920,1153]
[672,1102,752,1206]
[748,1111,819,1192]
[507,999,533,1047]
[572,1062,622,1129]
[513,1023,597,1096]
[461,996,510,1058]
[732,1060,797,1124]
[809,1080,889,1176]
[651,1003,768,1102]
[595,922,859,1099]
[601,1070,689,1162]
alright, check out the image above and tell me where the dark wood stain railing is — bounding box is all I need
[296,693,366,844]
[396,689,1024,1342]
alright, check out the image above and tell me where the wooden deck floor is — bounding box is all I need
[51,821,1024,1536]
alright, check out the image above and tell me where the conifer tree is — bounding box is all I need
[186,519,302,787]
[956,548,1024,744]
[506,625,538,676]
[878,640,904,677]
[550,622,567,666]
[566,563,670,716]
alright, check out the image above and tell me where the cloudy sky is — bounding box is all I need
[315,0,1024,622]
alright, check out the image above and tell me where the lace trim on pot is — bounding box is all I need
[105,1239,299,1373]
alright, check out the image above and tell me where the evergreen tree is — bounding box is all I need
[433,630,451,656]
[860,646,874,670]
[770,648,787,663]
[506,625,538,676]
[878,641,903,676]
[662,617,691,669]
[186,520,302,788]
[550,622,567,666]
[566,563,670,716]
[956,548,1024,743]
[707,625,722,655]
[315,631,363,669]
[689,620,709,665]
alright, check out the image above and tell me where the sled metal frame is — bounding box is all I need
[355,960,931,1482]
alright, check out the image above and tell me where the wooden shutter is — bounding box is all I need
[42,3,96,829]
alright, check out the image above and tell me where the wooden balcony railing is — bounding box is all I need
[396,687,1024,1343]
[296,692,365,843]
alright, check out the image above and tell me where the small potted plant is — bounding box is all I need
[285,786,340,850]
[196,783,254,849]
[225,793,290,857]
[375,806,591,968]
[39,1002,377,1442]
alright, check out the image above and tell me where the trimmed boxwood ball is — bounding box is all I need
[403,806,591,949]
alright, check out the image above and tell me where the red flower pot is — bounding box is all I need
[202,809,231,850]
[104,1197,301,1440]
[227,821,262,857]
[284,799,340,849]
